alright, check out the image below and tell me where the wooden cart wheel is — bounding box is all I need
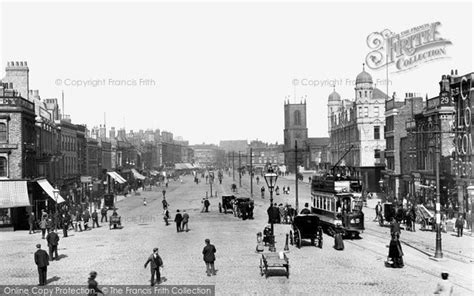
[289,230,294,245]
[296,229,302,249]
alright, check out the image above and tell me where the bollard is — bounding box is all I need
[284,233,290,251]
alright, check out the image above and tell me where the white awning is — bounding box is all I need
[131,169,146,180]
[0,180,31,208]
[37,179,65,204]
[107,171,127,184]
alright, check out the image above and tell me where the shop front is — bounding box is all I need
[0,180,31,230]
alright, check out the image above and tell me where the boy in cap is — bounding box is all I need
[144,248,163,286]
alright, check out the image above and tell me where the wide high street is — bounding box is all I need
[1,174,472,295]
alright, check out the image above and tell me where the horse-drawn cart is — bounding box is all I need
[259,253,289,278]
[290,214,323,248]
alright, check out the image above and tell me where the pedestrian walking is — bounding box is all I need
[163,209,170,226]
[182,210,189,232]
[91,210,100,228]
[204,198,210,212]
[87,271,104,296]
[100,207,108,223]
[387,232,404,268]
[46,229,60,261]
[334,226,344,251]
[162,198,168,211]
[34,244,49,286]
[433,272,454,295]
[261,186,265,198]
[29,212,36,234]
[174,210,183,232]
[62,214,69,238]
[162,189,166,199]
[455,214,465,237]
[40,217,47,239]
[202,239,217,276]
[375,201,382,222]
[144,248,163,286]
[256,176,260,185]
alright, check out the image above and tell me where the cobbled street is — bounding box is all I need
[1,175,472,295]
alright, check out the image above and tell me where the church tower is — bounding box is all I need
[284,99,308,172]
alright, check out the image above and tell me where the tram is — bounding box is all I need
[310,175,365,238]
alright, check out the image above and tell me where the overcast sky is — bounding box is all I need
[1,1,472,145]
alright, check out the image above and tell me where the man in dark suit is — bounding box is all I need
[34,244,49,286]
[144,248,163,286]
[174,210,183,233]
[46,229,60,260]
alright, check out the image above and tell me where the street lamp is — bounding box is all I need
[264,167,278,252]
[209,171,214,197]
[88,183,93,211]
[52,187,60,214]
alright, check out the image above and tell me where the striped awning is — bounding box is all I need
[131,169,146,180]
[37,179,65,204]
[107,171,127,184]
[0,180,31,208]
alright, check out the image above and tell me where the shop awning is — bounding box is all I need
[37,179,65,204]
[0,180,31,208]
[107,171,127,184]
[131,169,146,180]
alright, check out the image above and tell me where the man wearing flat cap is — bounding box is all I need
[34,244,49,286]
[144,248,163,286]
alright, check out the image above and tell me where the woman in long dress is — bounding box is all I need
[388,232,404,268]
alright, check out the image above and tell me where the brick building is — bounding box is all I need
[327,66,387,192]
[0,79,36,229]
[382,93,424,201]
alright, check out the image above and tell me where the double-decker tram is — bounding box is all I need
[310,174,365,238]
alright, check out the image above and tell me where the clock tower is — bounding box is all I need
[284,99,308,172]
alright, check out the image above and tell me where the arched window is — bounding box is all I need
[0,157,7,177]
[294,110,301,126]
[0,123,7,142]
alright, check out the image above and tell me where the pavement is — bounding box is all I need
[0,174,473,295]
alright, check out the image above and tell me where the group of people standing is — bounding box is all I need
[267,203,297,224]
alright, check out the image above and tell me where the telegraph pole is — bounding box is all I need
[250,148,253,197]
[232,151,235,181]
[295,140,299,212]
[434,131,443,259]
[239,151,242,187]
